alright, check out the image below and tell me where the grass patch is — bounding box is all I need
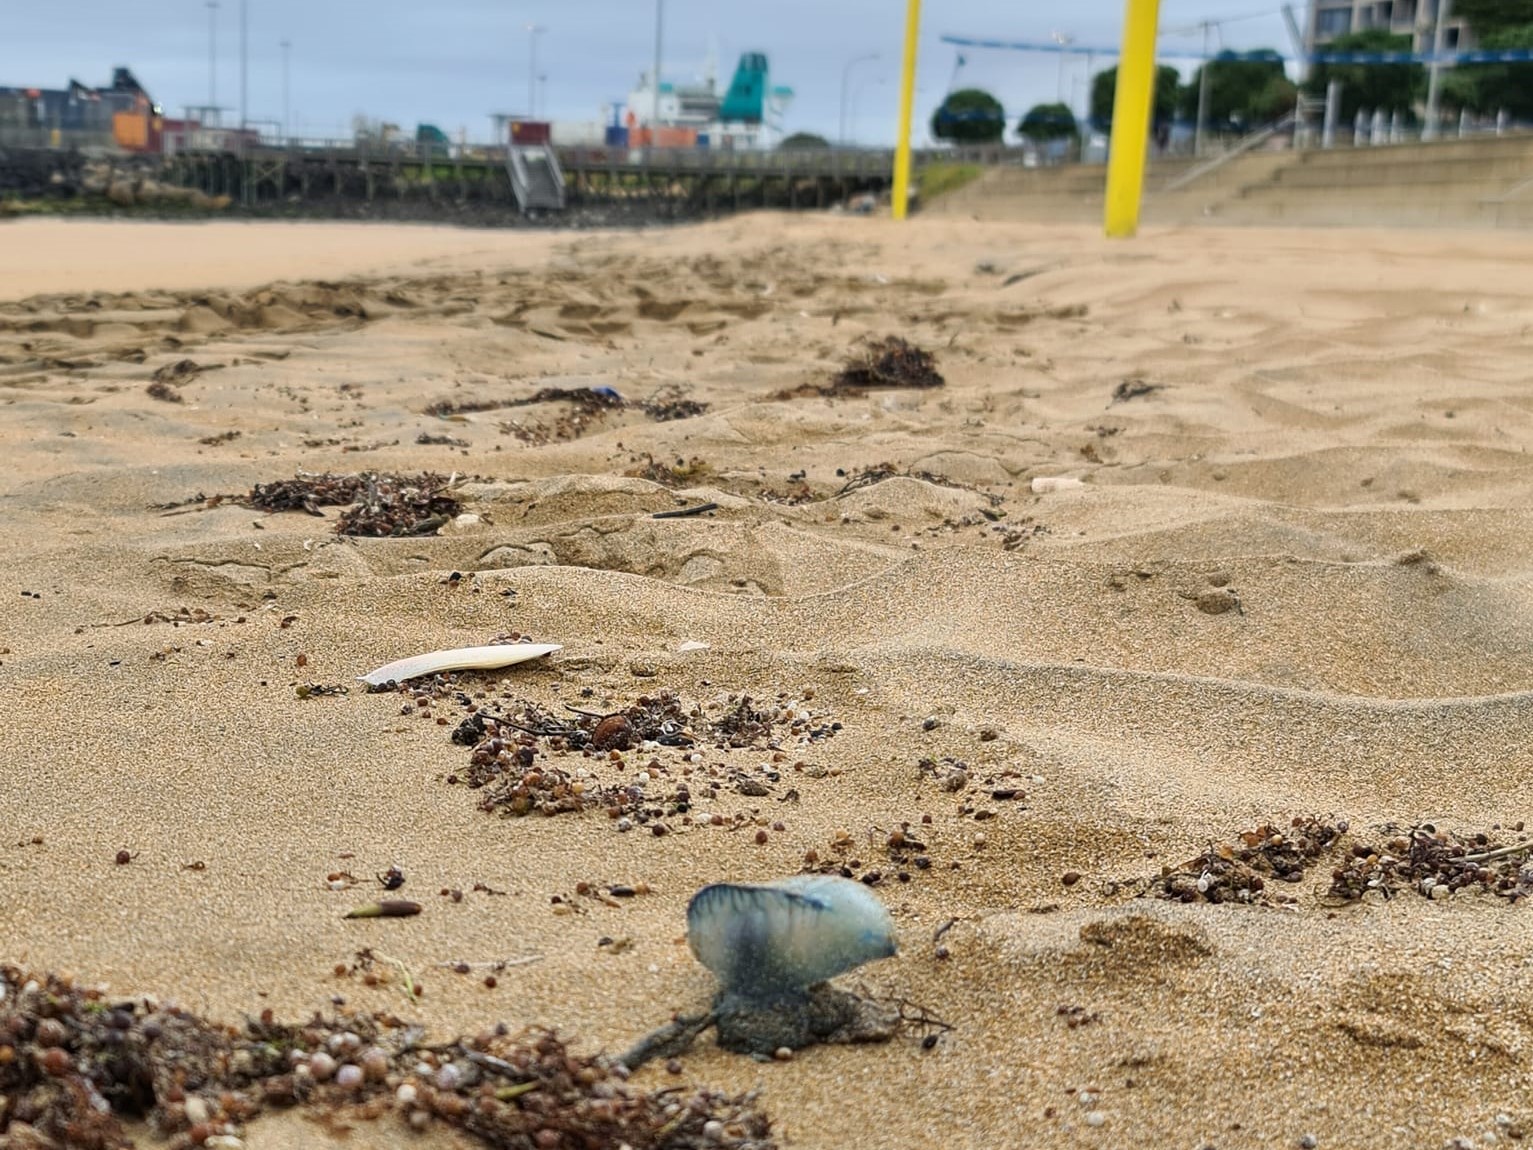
[916,162,983,202]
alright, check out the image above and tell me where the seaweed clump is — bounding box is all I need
[0,965,775,1149]
[243,471,461,536]
[832,337,944,391]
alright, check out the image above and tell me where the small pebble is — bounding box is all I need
[773,1047,794,1061]
[1061,871,1082,887]
[308,1052,337,1081]
[1085,1110,1106,1127]
[1299,1135,1319,1149]
[360,1048,390,1082]
[335,1064,364,1090]
[703,1120,726,1142]
[396,1083,418,1106]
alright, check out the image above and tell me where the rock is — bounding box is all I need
[1194,588,1239,615]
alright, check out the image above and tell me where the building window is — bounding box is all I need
[1445,26,1460,47]
[1378,1,1394,22]
[1316,6,1352,37]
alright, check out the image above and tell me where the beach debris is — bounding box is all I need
[1150,816,1533,906]
[653,501,719,519]
[677,640,711,653]
[0,964,775,1150]
[832,336,944,392]
[415,431,469,447]
[241,471,463,536]
[359,642,561,688]
[344,900,422,919]
[623,453,714,487]
[1154,818,1345,905]
[621,877,900,1066]
[151,358,219,385]
[640,393,710,421]
[1109,377,1162,405]
[1328,822,1533,904]
[145,380,184,403]
[294,682,349,699]
[1031,476,1084,494]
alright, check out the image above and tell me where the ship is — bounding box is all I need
[529,50,789,150]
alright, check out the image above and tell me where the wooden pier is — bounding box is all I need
[157,141,902,213]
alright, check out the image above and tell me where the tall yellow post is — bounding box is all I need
[891,0,922,220]
[1104,0,1163,237]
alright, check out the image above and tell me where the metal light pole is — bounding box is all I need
[239,0,247,132]
[839,52,879,144]
[651,0,664,144]
[1051,31,1075,101]
[1195,21,1212,156]
[280,38,291,141]
[206,1,219,117]
[527,25,545,117]
[1423,0,1451,141]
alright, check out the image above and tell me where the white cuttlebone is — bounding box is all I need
[358,643,561,687]
[686,874,897,1000]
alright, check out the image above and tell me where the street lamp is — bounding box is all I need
[526,24,545,118]
[239,0,247,132]
[840,52,879,145]
[206,1,219,116]
[651,0,664,144]
[280,38,291,142]
[1051,31,1075,102]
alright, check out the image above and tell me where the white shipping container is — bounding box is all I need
[549,120,606,146]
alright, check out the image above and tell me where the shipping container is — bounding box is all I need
[549,120,605,146]
[604,125,629,147]
[112,109,149,151]
[509,119,550,145]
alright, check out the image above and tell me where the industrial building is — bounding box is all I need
[0,68,158,150]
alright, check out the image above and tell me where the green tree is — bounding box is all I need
[1090,65,1182,125]
[1447,24,1533,117]
[1179,51,1296,127]
[1303,29,1424,121]
[1018,102,1078,141]
[931,88,1006,143]
[779,132,830,149]
[1453,0,1533,37]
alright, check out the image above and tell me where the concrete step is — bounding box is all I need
[1238,178,1519,204]
[1274,157,1533,187]
[1290,134,1533,169]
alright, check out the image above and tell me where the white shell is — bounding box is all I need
[686,875,897,999]
[1031,476,1085,494]
[358,643,561,686]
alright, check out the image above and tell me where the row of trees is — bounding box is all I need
[929,3,1533,146]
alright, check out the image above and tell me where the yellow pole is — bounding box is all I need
[1104,0,1162,237]
[891,0,922,220]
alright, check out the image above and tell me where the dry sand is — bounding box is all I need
[3,213,1533,1149]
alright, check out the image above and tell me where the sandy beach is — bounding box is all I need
[3,212,1533,1149]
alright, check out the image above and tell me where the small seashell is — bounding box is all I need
[358,643,561,688]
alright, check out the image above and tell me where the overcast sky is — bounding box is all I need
[3,1,1296,144]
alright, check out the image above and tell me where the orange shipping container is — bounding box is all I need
[113,110,149,151]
